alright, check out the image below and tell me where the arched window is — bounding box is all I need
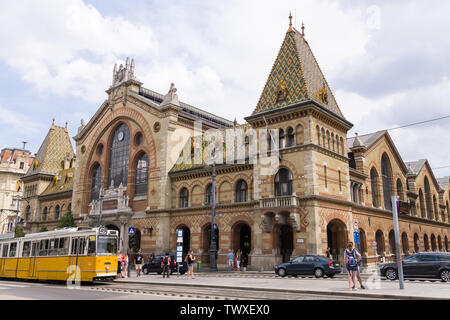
[433,195,438,221]
[340,137,344,155]
[424,177,433,220]
[424,234,430,251]
[91,164,103,201]
[431,234,437,252]
[331,133,335,152]
[419,189,426,218]
[275,168,293,196]
[414,233,419,252]
[316,126,321,145]
[279,129,285,149]
[401,232,409,255]
[388,230,396,254]
[336,138,340,155]
[25,206,31,221]
[43,207,48,221]
[179,188,189,208]
[370,167,380,207]
[55,205,60,220]
[286,127,294,147]
[108,123,130,188]
[381,153,393,210]
[235,180,248,203]
[326,130,330,149]
[321,128,326,146]
[375,230,385,255]
[135,153,148,196]
[205,184,212,205]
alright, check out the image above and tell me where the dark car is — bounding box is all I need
[379,252,450,282]
[142,254,188,275]
[275,254,341,278]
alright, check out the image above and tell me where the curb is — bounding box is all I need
[111,279,447,300]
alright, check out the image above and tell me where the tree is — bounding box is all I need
[14,225,25,238]
[56,210,77,229]
[40,226,48,232]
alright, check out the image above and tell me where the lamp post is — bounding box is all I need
[97,187,104,227]
[209,161,218,272]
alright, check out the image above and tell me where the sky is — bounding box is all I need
[0,0,449,178]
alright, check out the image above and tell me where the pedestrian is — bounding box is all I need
[344,242,361,291]
[134,250,144,277]
[185,250,195,279]
[241,252,248,272]
[122,253,129,278]
[227,250,234,270]
[235,250,241,271]
[161,252,171,278]
[117,250,122,279]
[326,247,332,259]
[354,247,365,289]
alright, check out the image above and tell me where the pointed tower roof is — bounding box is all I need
[252,18,344,119]
[24,122,74,178]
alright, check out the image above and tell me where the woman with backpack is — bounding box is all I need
[344,242,361,291]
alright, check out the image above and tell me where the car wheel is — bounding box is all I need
[314,268,324,278]
[277,268,287,277]
[439,269,450,282]
[385,268,398,280]
[143,267,148,275]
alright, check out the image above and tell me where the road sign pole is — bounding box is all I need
[392,196,405,289]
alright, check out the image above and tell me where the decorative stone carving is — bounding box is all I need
[160,83,180,107]
[89,182,132,215]
[275,212,287,225]
[289,213,301,232]
[261,214,273,233]
[111,57,139,87]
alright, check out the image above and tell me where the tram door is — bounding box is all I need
[0,245,4,275]
[68,238,80,281]
[28,242,38,278]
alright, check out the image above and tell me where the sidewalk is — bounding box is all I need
[115,271,450,300]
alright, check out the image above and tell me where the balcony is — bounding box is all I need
[259,195,299,209]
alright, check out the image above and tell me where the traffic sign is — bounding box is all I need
[354,231,360,244]
[128,227,136,235]
[371,241,377,248]
[177,229,183,237]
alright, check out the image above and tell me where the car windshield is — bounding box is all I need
[97,236,117,255]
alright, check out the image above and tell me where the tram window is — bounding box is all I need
[9,243,17,257]
[49,239,57,256]
[39,239,49,256]
[2,244,8,258]
[59,238,69,256]
[71,238,78,255]
[22,242,31,257]
[78,238,87,255]
[31,242,38,257]
[88,236,96,256]
[97,236,117,255]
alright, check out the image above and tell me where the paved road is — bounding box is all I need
[0,279,195,300]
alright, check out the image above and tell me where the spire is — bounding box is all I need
[301,22,305,37]
[51,118,55,129]
[65,120,68,132]
[287,12,294,33]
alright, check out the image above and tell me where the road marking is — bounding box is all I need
[0,283,29,288]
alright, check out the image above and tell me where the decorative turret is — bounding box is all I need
[111,57,140,88]
[160,83,180,108]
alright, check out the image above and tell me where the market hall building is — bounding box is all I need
[22,18,450,270]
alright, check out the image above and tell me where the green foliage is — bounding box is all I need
[40,226,48,232]
[14,226,25,238]
[56,210,77,229]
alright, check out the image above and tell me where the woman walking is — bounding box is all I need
[186,250,196,279]
[344,242,361,291]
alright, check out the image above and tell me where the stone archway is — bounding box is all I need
[231,222,251,255]
[279,224,294,263]
[326,219,348,262]
[401,232,409,255]
[201,223,219,265]
[424,234,430,251]
[431,234,437,252]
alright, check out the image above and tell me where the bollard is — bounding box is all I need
[197,261,202,272]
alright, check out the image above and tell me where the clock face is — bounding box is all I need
[117,131,124,141]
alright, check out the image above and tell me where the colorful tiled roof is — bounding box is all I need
[40,167,75,196]
[24,125,74,177]
[252,27,344,118]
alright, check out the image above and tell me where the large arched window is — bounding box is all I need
[179,188,189,208]
[275,168,293,196]
[108,123,130,188]
[419,189,426,218]
[388,230,396,254]
[279,129,285,149]
[91,164,103,201]
[424,177,433,220]
[55,205,60,220]
[25,206,31,221]
[135,153,148,196]
[205,184,213,205]
[43,207,48,221]
[381,153,393,210]
[286,127,295,147]
[235,180,248,203]
[370,167,380,207]
[396,178,404,201]
[433,195,438,221]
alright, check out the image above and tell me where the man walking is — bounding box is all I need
[161,252,171,278]
[227,250,234,270]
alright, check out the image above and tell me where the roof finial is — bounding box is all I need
[287,12,294,32]
[65,120,68,132]
[301,22,305,37]
[51,118,55,129]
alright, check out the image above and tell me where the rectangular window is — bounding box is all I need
[324,166,327,189]
[78,238,87,255]
[9,242,17,257]
[339,170,342,191]
[71,238,79,255]
[59,237,69,256]
[39,239,49,256]
[20,162,24,169]
[1,244,7,258]
[22,241,31,257]
[88,235,96,256]
[49,239,58,256]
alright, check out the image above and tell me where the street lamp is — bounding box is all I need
[97,186,104,227]
[205,146,219,272]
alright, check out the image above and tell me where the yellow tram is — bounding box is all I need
[0,227,118,282]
